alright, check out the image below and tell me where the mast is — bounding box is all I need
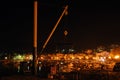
[33,0,38,75]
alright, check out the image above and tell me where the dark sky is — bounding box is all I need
[0,0,120,51]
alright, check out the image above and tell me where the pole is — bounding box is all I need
[40,5,68,53]
[33,0,37,75]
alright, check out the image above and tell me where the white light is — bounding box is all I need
[60,62,63,64]
[5,57,7,59]
[99,57,105,62]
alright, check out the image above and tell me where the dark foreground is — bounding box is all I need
[1,60,120,80]
[1,75,49,80]
[1,71,120,80]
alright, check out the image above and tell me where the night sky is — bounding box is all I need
[0,0,120,51]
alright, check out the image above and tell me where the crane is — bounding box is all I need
[40,5,68,53]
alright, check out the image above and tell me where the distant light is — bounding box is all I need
[64,30,68,36]
[18,55,22,59]
[92,57,97,60]
[38,66,41,71]
[13,54,24,61]
[108,56,111,59]
[71,56,75,59]
[27,61,30,63]
[26,57,29,60]
[62,49,65,52]
[40,56,44,60]
[5,56,7,59]
[114,55,120,59]
[99,57,105,62]
[69,49,74,52]
[60,62,63,64]
[29,55,33,60]
[38,61,41,64]
[85,56,89,59]
[27,66,30,70]
[17,66,20,72]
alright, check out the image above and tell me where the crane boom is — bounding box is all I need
[41,5,68,53]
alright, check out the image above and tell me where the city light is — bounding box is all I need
[114,55,120,59]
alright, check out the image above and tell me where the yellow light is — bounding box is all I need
[55,57,59,60]
[108,56,111,59]
[85,56,89,59]
[114,55,120,59]
[29,55,33,60]
[92,57,97,60]
[79,57,82,59]
[71,56,75,59]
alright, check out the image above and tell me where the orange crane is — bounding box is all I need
[40,5,68,53]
